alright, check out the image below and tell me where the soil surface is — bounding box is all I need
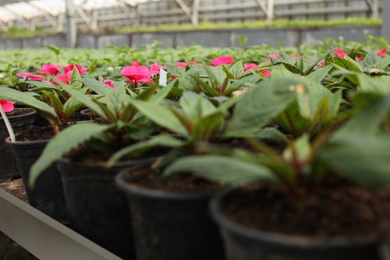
[221,181,390,240]
[123,166,223,192]
[0,178,38,260]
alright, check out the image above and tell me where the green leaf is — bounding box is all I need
[318,134,390,188]
[229,60,244,79]
[306,65,333,83]
[54,78,111,122]
[190,75,219,96]
[79,78,111,95]
[362,52,381,68]
[163,155,277,184]
[333,94,390,138]
[107,134,185,166]
[179,92,217,122]
[226,78,297,137]
[0,87,56,116]
[129,99,189,137]
[29,123,111,187]
[44,44,61,56]
[332,56,363,73]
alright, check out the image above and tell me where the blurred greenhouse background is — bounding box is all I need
[0,0,382,32]
[0,0,387,49]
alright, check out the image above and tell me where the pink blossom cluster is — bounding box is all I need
[121,61,164,88]
[16,63,90,86]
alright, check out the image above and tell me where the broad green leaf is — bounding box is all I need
[362,52,380,68]
[229,60,244,79]
[163,155,277,184]
[54,78,111,122]
[29,123,111,187]
[192,112,225,141]
[332,56,363,73]
[0,87,56,116]
[179,92,217,122]
[129,99,189,137]
[79,78,111,95]
[318,134,390,188]
[306,65,333,83]
[107,134,185,166]
[226,78,297,137]
[190,75,219,96]
[333,94,390,138]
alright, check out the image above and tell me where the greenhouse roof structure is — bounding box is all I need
[0,0,153,23]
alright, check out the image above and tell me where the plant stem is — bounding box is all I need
[284,111,298,139]
[0,105,15,142]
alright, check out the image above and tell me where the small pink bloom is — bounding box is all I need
[103,79,115,89]
[188,61,198,65]
[334,48,347,58]
[290,54,300,58]
[375,48,387,57]
[244,63,259,72]
[269,53,280,59]
[132,60,140,66]
[356,55,363,61]
[64,64,88,74]
[211,56,234,66]
[16,73,44,81]
[176,62,187,69]
[150,62,165,75]
[319,61,326,67]
[122,65,153,85]
[54,71,72,85]
[38,64,61,75]
[0,100,15,112]
[261,70,271,77]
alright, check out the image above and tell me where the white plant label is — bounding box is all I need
[159,68,167,87]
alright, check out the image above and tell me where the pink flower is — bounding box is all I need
[356,55,363,61]
[149,62,165,76]
[188,61,197,65]
[0,100,15,112]
[375,48,387,57]
[290,54,300,58]
[64,64,88,74]
[334,48,347,58]
[122,65,153,87]
[319,61,326,67]
[244,63,259,72]
[16,73,44,81]
[54,71,72,85]
[132,60,140,67]
[38,64,61,75]
[176,62,188,69]
[261,70,271,77]
[103,79,115,89]
[211,56,234,66]
[269,53,280,59]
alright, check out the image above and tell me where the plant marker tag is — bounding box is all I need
[159,68,167,87]
[0,104,15,142]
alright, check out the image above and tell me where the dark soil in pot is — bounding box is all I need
[116,167,225,260]
[7,125,69,223]
[211,181,390,260]
[0,108,36,181]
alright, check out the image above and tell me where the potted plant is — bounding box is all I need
[29,66,173,259]
[0,64,91,223]
[163,77,390,260]
[0,99,36,181]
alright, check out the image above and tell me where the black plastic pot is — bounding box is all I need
[6,137,68,223]
[58,158,155,260]
[209,185,382,260]
[0,109,36,181]
[115,169,225,260]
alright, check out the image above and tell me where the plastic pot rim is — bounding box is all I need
[115,167,219,201]
[209,183,379,249]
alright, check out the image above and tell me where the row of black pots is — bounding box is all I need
[1,111,385,260]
